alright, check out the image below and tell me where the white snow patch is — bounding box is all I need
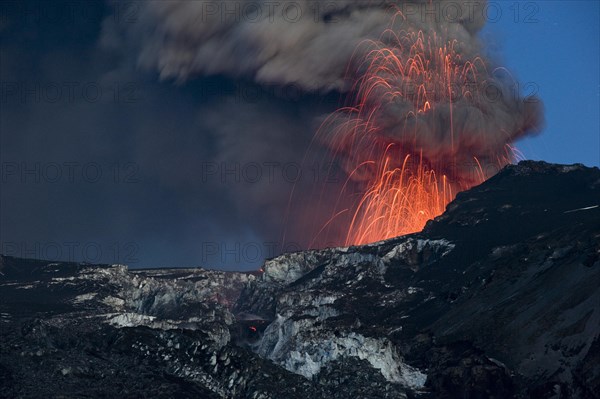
[50,276,76,283]
[287,351,322,378]
[105,312,201,332]
[383,238,455,263]
[561,165,582,173]
[564,205,599,213]
[107,312,157,328]
[312,295,337,306]
[284,333,427,389]
[487,357,507,369]
[102,296,126,309]
[259,316,426,390]
[491,245,517,258]
[407,287,420,294]
[73,293,97,303]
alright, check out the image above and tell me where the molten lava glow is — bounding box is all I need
[318,24,519,246]
[345,153,454,246]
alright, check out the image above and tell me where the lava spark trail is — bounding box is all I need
[315,19,531,246]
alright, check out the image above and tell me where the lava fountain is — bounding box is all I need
[311,14,539,247]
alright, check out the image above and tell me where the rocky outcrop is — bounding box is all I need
[1,161,599,398]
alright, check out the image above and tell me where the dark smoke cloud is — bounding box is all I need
[107,0,542,163]
[1,0,328,269]
[1,0,544,270]
[107,1,488,91]
[107,0,543,219]
[106,0,390,90]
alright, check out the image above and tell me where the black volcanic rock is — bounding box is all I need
[1,161,599,398]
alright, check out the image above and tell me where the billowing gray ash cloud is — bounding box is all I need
[0,0,544,271]
[105,0,543,245]
[111,0,481,90]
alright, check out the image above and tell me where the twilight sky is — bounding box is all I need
[482,0,599,167]
[1,1,598,270]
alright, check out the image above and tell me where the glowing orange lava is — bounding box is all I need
[316,22,520,246]
[344,152,454,245]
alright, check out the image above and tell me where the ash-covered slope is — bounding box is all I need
[1,161,599,398]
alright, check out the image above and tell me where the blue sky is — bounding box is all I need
[483,0,600,166]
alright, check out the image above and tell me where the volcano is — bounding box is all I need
[1,161,599,398]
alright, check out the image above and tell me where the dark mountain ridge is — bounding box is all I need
[1,161,599,398]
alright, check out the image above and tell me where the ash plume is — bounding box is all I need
[103,0,544,247]
[107,0,543,164]
[108,1,485,90]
